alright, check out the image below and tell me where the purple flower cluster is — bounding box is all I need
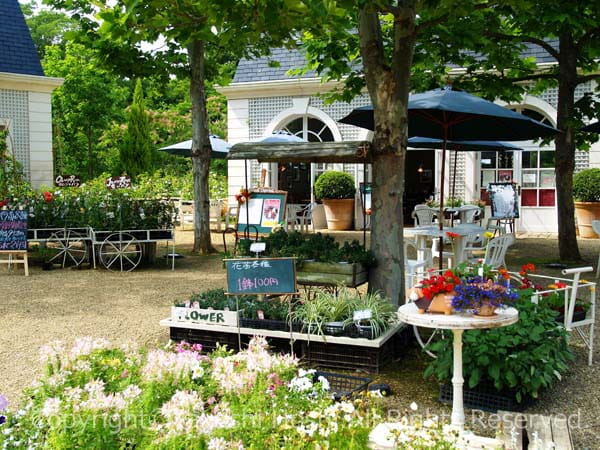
[451,276,519,312]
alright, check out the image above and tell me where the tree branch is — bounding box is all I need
[576,27,600,52]
[577,73,600,84]
[485,32,560,60]
[417,3,492,32]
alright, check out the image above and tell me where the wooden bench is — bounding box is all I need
[497,411,573,449]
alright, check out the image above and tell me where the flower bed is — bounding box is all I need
[0,336,384,449]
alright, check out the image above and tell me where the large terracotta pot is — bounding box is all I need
[574,202,600,238]
[322,198,354,230]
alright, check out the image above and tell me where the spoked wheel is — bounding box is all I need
[99,232,142,272]
[46,230,89,267]
[413,326,449,358]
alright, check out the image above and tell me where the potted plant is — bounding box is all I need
[408,270,461,315]
[343,291,397,339]
[451,277,518,316]
[314,171,356,230]
[573,168,600,238]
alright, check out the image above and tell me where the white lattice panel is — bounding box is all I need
[0,89,30,175]
[309,94,371,140]
[448,152,466,200]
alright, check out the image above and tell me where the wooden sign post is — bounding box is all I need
[225,257,298,350]
[0,209,29,276]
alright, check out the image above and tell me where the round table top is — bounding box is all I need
[397,302,518,330]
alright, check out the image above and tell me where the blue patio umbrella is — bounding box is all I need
[581,121,600,133]
[340,86,559,269]
[159,135,231,158]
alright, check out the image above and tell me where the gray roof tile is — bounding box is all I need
[232,39,559,84]
[0,0,44,76]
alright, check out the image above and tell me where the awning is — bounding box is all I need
[226,141,373,163]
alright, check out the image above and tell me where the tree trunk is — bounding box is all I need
[555,34,581,262]
[189,40,215,254]
[359,3,416,306]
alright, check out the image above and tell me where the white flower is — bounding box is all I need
[208,437,228,450]
[121,385,142,400]
[339,402,355,414]
[410,402,418,411]
[41,398,60,417]
[317,375,330,391]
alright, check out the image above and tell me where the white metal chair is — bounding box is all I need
[209,199,226,232]
[469,233,514,268]
[412,204,438,227]
[404,238,432,289]
[592,220,600,278]
[178,199,194,230]
[287,203,316,233]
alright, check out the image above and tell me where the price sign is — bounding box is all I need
[353,309,372,321]
[225,257,296,295]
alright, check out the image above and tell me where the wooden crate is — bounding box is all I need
[296,261,368,287]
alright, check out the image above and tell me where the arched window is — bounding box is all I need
[276,116,335,203]
[281,116,335,142]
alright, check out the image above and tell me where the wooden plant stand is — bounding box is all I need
[0,250,29,276]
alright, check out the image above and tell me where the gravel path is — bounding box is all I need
[1,230,599,447]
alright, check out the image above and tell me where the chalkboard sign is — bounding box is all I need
[225,257,297,295]
[236,190,288,234]
[0,209,28,250]
[488,182,519,219]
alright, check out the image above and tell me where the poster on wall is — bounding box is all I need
[487,182,519,219]
[238,198,263,225]
[261,199,281,227]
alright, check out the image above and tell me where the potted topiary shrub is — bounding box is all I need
[314,171,356,230]
[573,168,600,238]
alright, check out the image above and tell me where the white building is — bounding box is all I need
[0,0,62,188]
[219,46,600,233]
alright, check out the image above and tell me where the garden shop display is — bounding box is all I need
[172,288,397,340]
[0,336,385,449]
[424,277,574,404]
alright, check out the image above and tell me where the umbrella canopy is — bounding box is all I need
[408,137,522,151]
[159,135,231,158]
[255,130,307,143]
[340,87,559,140]
[581,121,600,133]
[340,86,560,269]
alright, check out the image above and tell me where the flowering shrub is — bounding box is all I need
[0,336,381,449]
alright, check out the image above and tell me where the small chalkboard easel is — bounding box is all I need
[0,209,29,276]
[224,256,299,352]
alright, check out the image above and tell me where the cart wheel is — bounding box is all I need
[99,232,142,272]
[46,230,89,268]
[413,326,448,358]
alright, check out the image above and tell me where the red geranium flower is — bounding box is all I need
[43,192,53,203]
[445,231,460,239]
[0,199,7,208]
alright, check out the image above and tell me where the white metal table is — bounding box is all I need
[397,303,518,428]
[412,224,485,267]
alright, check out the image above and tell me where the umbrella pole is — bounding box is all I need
[438,127,448,271]
[363,162,367,248]
[244,159,249,240]
[451,150,458,226]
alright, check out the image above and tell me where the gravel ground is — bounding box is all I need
[1,229,599,447]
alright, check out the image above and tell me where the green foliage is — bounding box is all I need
[342,291,398,339]
[313,171,355,200]
[0,129,30,205]
[26,180,176,230]
[424,290,573,402]
[261,229,376,267]
[572,168,600,202]
[120,79,154,180]
[44,43,129,179]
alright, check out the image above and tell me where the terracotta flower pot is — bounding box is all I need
[474,301,496,317]
[322,198,354,230]
[429,292,454,315]
[574,202,600,238]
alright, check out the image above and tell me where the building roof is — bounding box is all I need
[0,0,44,76]
[232,40,559,84]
